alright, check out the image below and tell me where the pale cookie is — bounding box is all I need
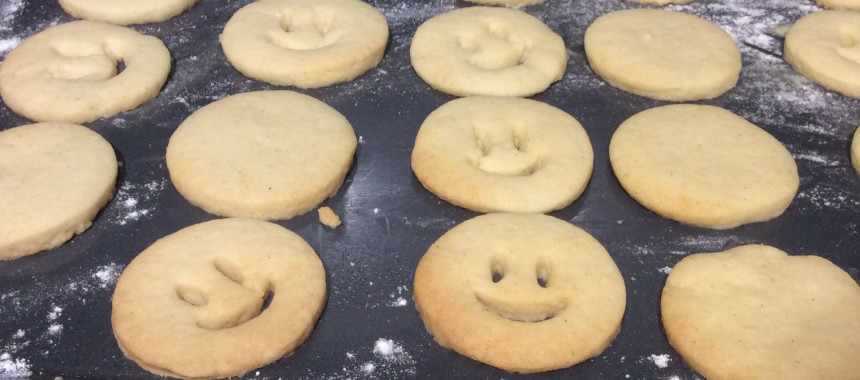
[59,0,199,25]
[816,0,860,11]
[220,0,388,88]
[784,11,860,99]
[317,206,341,228]
[0,123,117,260]
[465,0,545,7]
[410,7,567,97]
[662,244,860,380]
[584,9,740,101]
[411,97,593,213]
[0,21,170,123]
[414,213,626,373]
[166,91,356,220]
[852,126,860,176]
[112,218,326,379]
[609,104,798,229]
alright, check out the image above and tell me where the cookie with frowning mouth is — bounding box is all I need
[412,213,626,373]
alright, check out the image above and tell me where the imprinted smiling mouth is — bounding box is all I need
[474,289,568,323]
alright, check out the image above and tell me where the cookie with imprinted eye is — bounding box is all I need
[410,6,567,97]
[413,213,626,373]
[112,218,326,379]
[0,21,170,123]
[661,244,860,380]
[584,9,740,101]
[59,0,199,25]
[0,122,117,260]
[220,0,388,88]
[609,104,798,229]
[784,11,860,99]
[411,96,593,213]
[166,90,357,220]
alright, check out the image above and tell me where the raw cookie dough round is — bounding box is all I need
[0,123,117,260]
[414,213,626,373]
[852,126,860,176]
[220,0,388,88]
[815,0,860,11]
[465,0,545,7]
[166,91,357,220]
[112,218,326,379]
[662,244,860,380]
[609,104,799,229]
[784,11,860,99]
[411,96,593,213]
[0,21,171,123]
[584,9,741,101]
[59,0,199,25]
[410,6,567,97]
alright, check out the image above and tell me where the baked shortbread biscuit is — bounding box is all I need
[221,0,388,88]
[0,123,117,260]
[166,91,357,220]
[784,11,860,99]
[815,0,860,11]
[112,218,326,379]
[852,126,860,176]
[412,96,593,213]
[0,21,170,123]
[414,213,626,373]
[59,0,199,25]
[584,9,740,101]
[662,244,860,380]
[410,6,567,97]
[609,104,798,229]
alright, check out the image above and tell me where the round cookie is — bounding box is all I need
[465,0,546,7]
[59,0,199,25]
[0,123,117,260]
[0,21,170,123]
[166,91,357,220]
[816,0,860,11]
[661,244,860,380]
[784,11,860,99]
[609,104,799,229]
[220,0,388,88]
[112,218,326,379]
[413,213,626,373]
[411,96,593,213]
[584,9,741,101]
[410,6,567,97]
[852,126,860,176]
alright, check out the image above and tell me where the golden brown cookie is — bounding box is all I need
[112,218,326,379]
[662,244,860,380]
[413,213,626,373]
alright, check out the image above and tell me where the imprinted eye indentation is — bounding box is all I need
[536,262,550,288]
[491,258,505,283]
[176,285,208,307]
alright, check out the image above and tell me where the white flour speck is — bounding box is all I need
[361,362,375,374]
[93,263,123,288]
[373,208,380,214]
[0,37,19,55]
[648,354,671,369]
[658,266,673,275]
[0,353,31,377]
[12,330,23,339]
[386,297,408,307]
[47,324,63,335]
[110,180,166,226]
[47,306,62,321]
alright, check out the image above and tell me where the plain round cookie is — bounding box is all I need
[784,11,860,99]
[584,9,740,101]
[220,0,388,88]
[410,6,567,97]
[413,213,626,373]
[166,91,356,220]
[112,218,326,379]
[59,0,198,25]
[852,126,860,176]
[0,123,117,260]
[661,244,860,380]
[411,97,593,213]
[816,0,860,11]
[0,21,170,123]
[609,104,799,229]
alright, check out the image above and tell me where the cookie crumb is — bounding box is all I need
[318,207,342,228]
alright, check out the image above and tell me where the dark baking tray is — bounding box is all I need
[1,0,858,379]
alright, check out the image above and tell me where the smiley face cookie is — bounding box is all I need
[410,6,567,97]
[411,96,593,213]
[662,244,860,380]
[221,0,388,88]
[413,213,626,373]
[784,11,860,99]
[0,21,171,123]
[112,218,326,379]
